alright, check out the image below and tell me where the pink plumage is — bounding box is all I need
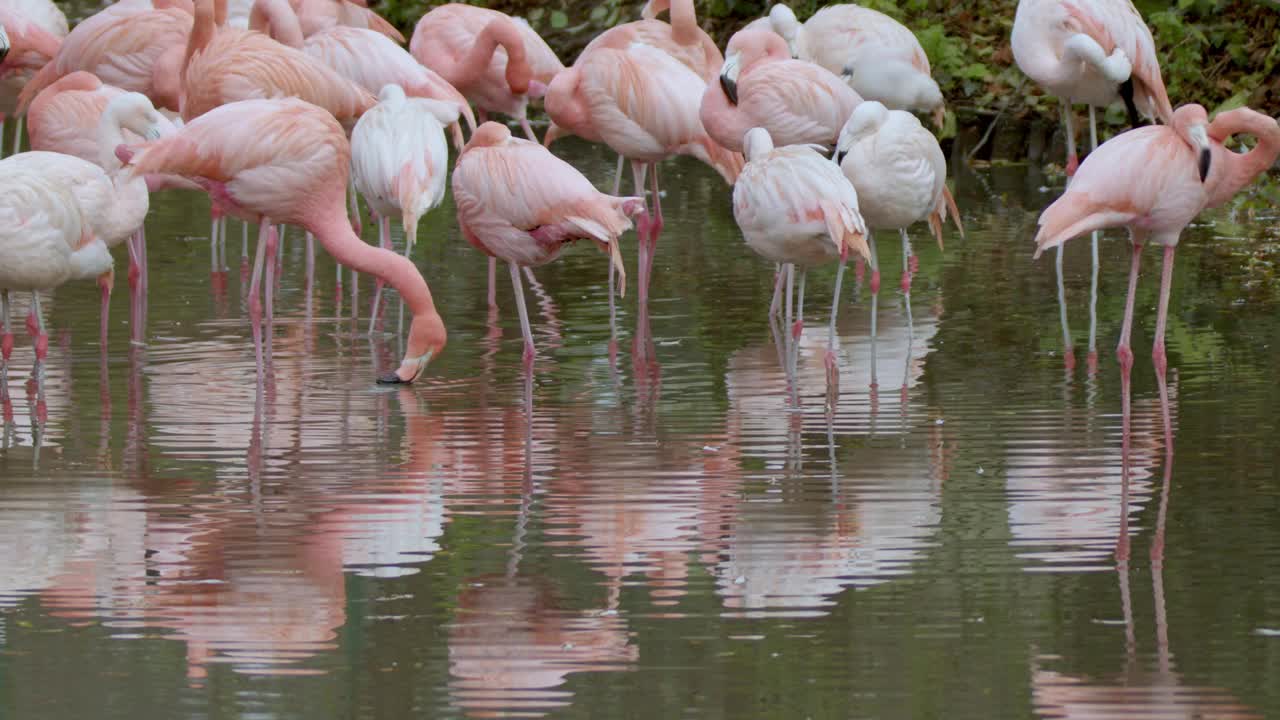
[700,29,862,153]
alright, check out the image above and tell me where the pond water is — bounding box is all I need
[1,136,1278,719]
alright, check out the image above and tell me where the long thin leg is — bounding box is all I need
[1056,243,1074,369]
[900,228,915,342]
[520,116,538,143]
[263,223,279,363]
[647,161,663,283]
[769,263,784,319]
[370,216,389,333]
[826,258,846,402]
[137,225,148,334]
[1088,105,1101,365]
[1117,240,1143,379]
[611,154,624,196]
[241,218,249,263]
[1063,99,1078,176]
[1,290,11,401]
[632,160,651,308]
[30,292,46,396]
[305,231,315,314]
[247,221,271,379]
[488,257,498,309]
[0,117,6,159]
[211,215,221,275]
[11,115,22,156]
[1151,244,1176,376]
[867,233,880,390]
[509,262,535,366]
[399,218,414,337]
[783,262,794,391]
[792,268,807,401]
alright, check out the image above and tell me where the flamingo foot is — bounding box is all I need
[1063,347,1076,372]
[870,271,881,295]
[1066,153,1079,177]
[1152,341,1167,376]
[791,319,803,341]
[34,333,48,362]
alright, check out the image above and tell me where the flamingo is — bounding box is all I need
[753,4,944,127]
[1032,104,1280,382]
[732,126,870,399]
[700,28,861,153]
[26,74,185,328]
[451,122,642,366]
[543,42,743,313]
[297,26,476,149]
[181,0,375,276]
[16,1,192,116]
[0,165,113,391]
[118,97,447,384]
[289,0,401,42]
[409,4,562,143]
[1014,0,1175,366]
[834,101,963,388]
[0,0,67,155]
[351,84,458,333]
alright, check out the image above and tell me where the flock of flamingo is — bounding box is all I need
[0,0,1276,407]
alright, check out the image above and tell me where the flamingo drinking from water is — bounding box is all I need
[118,98,447,384]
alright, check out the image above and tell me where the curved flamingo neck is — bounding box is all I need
[1209,109,1280,204]
[459,17,530,95]
[249,0,304,47]
[644,0,698,46]
[214,0,227,25]
[184,0,217,73]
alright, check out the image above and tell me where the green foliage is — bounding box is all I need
[375,0,1279,125]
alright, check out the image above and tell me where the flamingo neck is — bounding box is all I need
[459,18,529,95]
[666,0,699,46]
[1210,111,1280,206]
[249,0,303,48]
[184,0,217,74]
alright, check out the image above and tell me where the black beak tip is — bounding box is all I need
[1198,149,1211,183]
[834,150,847,166]
[0,49,8,65]
[376,371,411,385]
[719,75,738,106]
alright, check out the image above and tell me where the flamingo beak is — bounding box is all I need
[932,106,946,130]
[1189,123,1211,182]
[144,125,163,141]
[720,53,741,106]
[377,350,433,385]
[609,239,626,299]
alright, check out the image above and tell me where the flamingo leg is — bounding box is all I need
[11,115,22,156]
[611,154,624,196]
[1063,98,1078,176]
[29,292,46,363]
[867,233,880,390]
[783,262,794,390]
[1,290,12,399]
[1117,239,1143,379]
[1088,105,1100,364]
[370,216,389,334]
[210,215,220,276]
[1152,244,1176,377]
[509,261,535,366]
[647,161,663,282]
[0,117,5,159]
[900,227,914,342]
[826,258,846,398]
[241,218,249,263]
[263,223,278,363]
[305,231,315,314]
[1056,242,1074,369]
[632,160,650,308]
[399,218,415,338]
[488,257,498,309]
[247,221,271,379]
[520,115,538,143]
[769,263,784,319]
[792,268,807,400]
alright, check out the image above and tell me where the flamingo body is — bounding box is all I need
[0,166,109,292]
[701,29,861,153]
[0,5,64,117]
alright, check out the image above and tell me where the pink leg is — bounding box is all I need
[509,262,535,366]
[646,162,663,282]
[99,272,112,349]
[263,223,279,362]
[826,256,847,401]
[247,221,271,379]
[631,161,651,308]
[370,216,389,333]
[1151,244,1176,377]
[1,290,12,399]
[520,116,538,143]
[868,234,880,390]
[29,292,47,363]
[1117,241,1143,378]
[769,263,784,319]
[488,257,498,309]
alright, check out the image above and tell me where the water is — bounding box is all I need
[1,139,1279,719]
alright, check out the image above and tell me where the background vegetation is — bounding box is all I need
[378,0,1280,133]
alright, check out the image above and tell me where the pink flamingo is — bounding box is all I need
[0,163,113,391]
[0,0,66,155]
[16,1,192,116]
[544,41,743,312]
[409,4,562,143]
[700,28,862,153]
[1014,0,1175,365]
[119,98,447,384]
[288,0,401,42]
[754,4,945,127]
[298,26,476,149]
[451,122,642,366]
[1033,104,1280,380]
[835,101,962,388]
[732,127,870,398]
[351,84,457,333]
[182,0,375,276]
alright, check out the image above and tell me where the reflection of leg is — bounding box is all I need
[826,259,846,397]
[248,221,270,378]
[1056,243,1074,368]
[783,263,794,389]
[509,262,535,366]
[867,234,880,390]
[1151,244,1176,377]
[1,290,11,401]
[793,268,807,402]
